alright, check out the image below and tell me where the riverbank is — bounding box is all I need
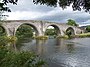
[56,33,90,39]
[75,33,90,38]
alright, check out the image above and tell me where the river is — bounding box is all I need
[15,38,90,67]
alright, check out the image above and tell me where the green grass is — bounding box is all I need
[76,33,90,38]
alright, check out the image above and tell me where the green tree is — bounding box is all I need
[1,0,90,12]
[33,0,90,12]
[0,0,17,12]
[66,30,72,38]
[45,29,57,36]
[86,25,90,32]
[16,25,33,38]
[67,19,78,26]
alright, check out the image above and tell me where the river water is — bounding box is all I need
[15,38,90,67]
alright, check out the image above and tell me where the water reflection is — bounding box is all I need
[54,38,75,54]
[66,44,75,53]
[35,39,47,55]
[55,38,66,53]
[10,38,76,56]
[5,38,90,67]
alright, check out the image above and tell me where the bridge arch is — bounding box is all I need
[15,23,40,36]
[44,24,61,36]
[66,27,75,35]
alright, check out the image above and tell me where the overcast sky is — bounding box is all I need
[5,0,90,25]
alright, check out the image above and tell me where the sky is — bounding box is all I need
[4,0,90,26]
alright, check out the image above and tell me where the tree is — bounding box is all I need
[1,0,90,13]
[0,0,17,20]
[45,29,57,36]
[33,0,90,12]
[0,11,8,20]
[86,25,90,32]
[67,19,78,26]
[0,0,18,12]
[16,25,33,38]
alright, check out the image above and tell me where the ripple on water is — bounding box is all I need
[47,51,90,67]
[17,38,90,67]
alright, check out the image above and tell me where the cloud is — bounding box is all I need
[8,0,54,12]
[5,0,90,25]
[5,11,44,20]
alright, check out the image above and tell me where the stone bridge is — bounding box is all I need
[0,20,83,36]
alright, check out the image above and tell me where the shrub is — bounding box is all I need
[35,36,48,40]
[0,36,8,46]
[57,35,69,39]
[0,36,17,46]
[0,47,45,67]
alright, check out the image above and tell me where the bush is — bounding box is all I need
[0,36,17,46]
[0,47,45,67]
[35,36,48,40]
[0,36,8,46]
[57,35,69,39]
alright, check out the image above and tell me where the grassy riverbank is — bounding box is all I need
[56,33,90,39]
[75,33,90,38]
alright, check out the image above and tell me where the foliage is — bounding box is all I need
[33,0,90,12]
[16,25,33,38]
[67,19,78,26]
[1,0,90,12]
[64,29,75,39]
[66,30,71,37]
[0,36,17,46]
[0,0,17,12]
[0,11,8,20]
[57,35,69,39]
[86,25,90,32]
[7,36,17,45]
[35,36,48,40]
[0,47,45,67]
[0,36,8,46]
[45,29,57,36]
